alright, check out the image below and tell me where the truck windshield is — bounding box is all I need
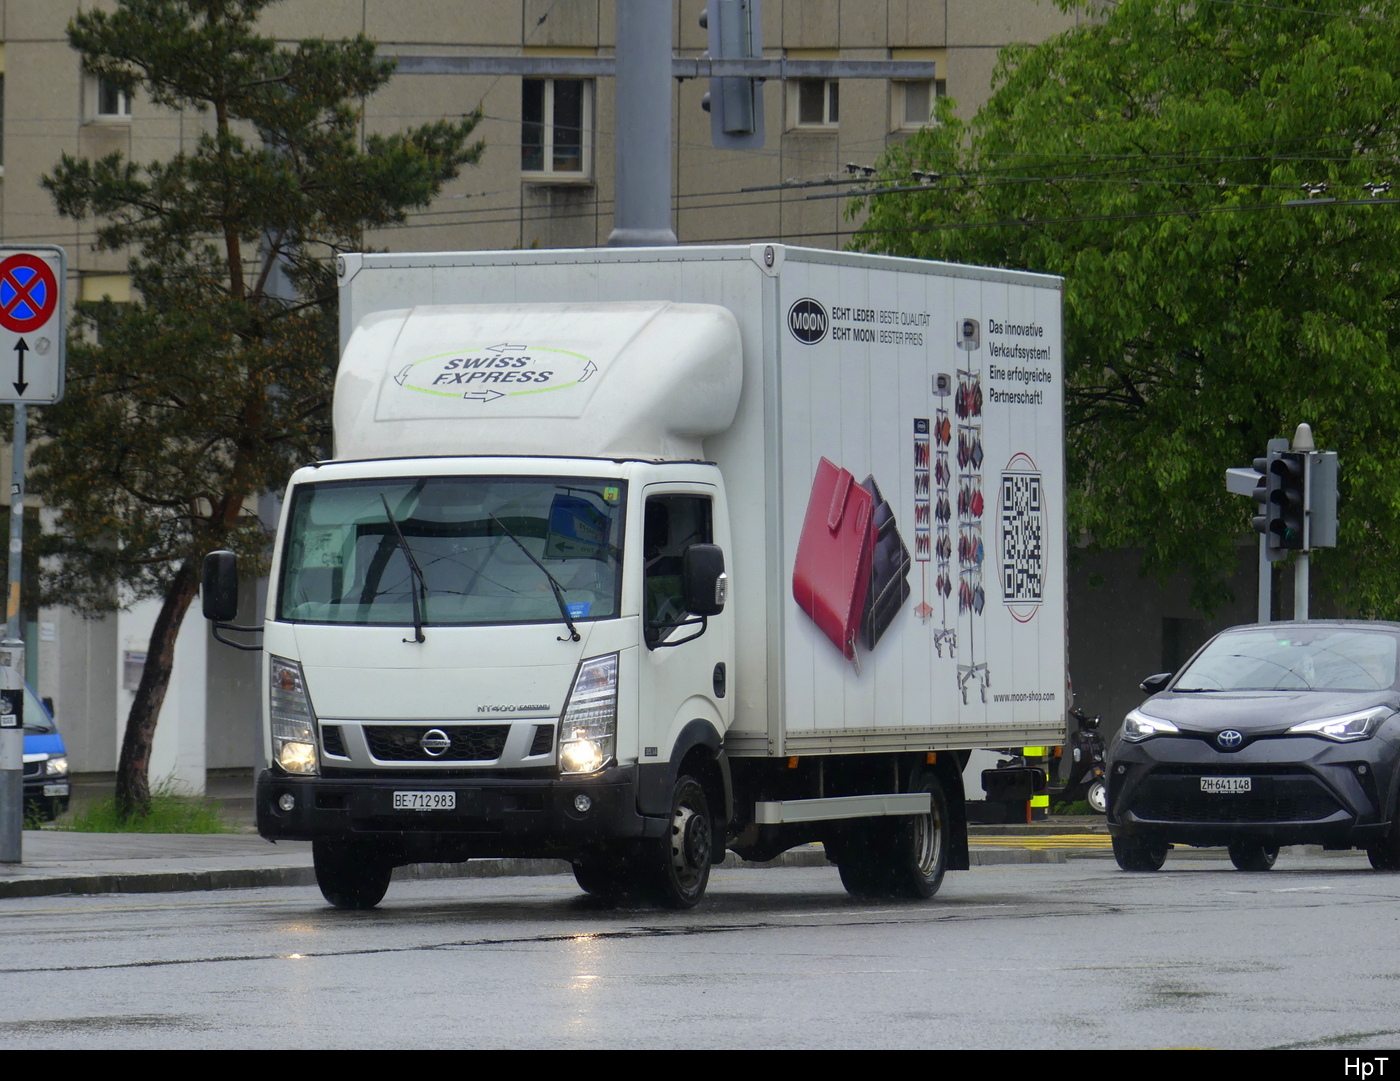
[277,476,626,628]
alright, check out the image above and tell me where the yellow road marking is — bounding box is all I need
[972,834,1113,849]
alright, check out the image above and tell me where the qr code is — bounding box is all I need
[1000,473,1043,603]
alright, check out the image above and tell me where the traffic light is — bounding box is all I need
[1250,452,1281,548]
[1271,451,1306,549]
[700,0,765,149]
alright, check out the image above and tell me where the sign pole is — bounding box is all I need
[0,245,65,863]
[0,405,22,861]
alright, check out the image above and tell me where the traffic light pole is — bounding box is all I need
[1257,535,1271,623]
[1229,428,1336,625]
[1291,422,1315,621]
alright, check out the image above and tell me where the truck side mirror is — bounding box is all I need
[683,544,727,617]
[202,550,240,623]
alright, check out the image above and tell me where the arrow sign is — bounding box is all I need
[462,389,505,402]
[12,338,27,396]
[486,343,526,353]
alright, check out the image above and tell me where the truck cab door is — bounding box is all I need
[636,486,734,764]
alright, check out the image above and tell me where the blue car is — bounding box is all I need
[21,686,69,821]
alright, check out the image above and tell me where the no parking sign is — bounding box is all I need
[0,246,66,404]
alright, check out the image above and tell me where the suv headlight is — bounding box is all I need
[558,653,618,774]
[1121,708,1180,742]
[269,655,319,775]
[1286,707,1390,743]
[44,756,68,776]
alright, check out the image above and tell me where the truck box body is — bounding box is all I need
[236,244,1065,907]
[334,244,1066,754]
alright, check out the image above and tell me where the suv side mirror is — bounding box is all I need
[202,550,239,623]
[1139,672,1173,695]
[683,544,727,617]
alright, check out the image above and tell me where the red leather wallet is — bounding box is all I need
[792,457,876,662]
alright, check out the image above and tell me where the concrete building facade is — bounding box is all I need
[0,0,1115,784]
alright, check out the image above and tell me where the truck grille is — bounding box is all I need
[320,725,347,757]
[364,724,509,762]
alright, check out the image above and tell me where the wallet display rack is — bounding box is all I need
[955,367,991,703]
[920,410,956,657]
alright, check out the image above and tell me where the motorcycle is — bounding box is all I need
[1053,706,1108,813]
[980,705,1108,815]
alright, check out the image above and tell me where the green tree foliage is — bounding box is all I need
[36,0,484,816]
[852,0,1400,614]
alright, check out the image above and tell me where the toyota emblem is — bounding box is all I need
[1216,729,1244,750]
[420,729,452,756]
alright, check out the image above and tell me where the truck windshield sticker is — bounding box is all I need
[392,343,596,401]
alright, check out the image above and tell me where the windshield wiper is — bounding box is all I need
[381,494,427,643]
[489,514,581,642]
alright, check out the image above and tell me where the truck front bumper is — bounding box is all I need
[256,765,664,862]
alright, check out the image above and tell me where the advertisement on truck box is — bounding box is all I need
[772,260,1065,738]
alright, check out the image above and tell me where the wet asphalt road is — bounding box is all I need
[2,850,1398,1049]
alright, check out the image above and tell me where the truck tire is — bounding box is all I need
[1227,841,1278,871]
[313,839,393,910]
[645,775,713,909]
[1112,835,1169,872]
[837,775,948,900]
[572,851,630,899]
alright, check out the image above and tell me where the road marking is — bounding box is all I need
[972,833,1113,849]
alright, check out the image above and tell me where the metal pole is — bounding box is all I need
[1294,550,1309,621]
[606,0,678,246]
[0,403,25,861]
[1257,535,1271,623]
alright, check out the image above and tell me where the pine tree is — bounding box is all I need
[36,0,484,817]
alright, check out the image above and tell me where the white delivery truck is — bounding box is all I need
[203,244,1066,909]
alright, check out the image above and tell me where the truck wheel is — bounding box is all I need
[646,775,713,909]
[572,851,630,899]
[838,775,949,900]
[1227,841,1278,872]
[1112,835,1169,872]
[313,839,393,910]
[892,774,949,899]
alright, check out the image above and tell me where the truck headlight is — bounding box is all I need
[44,756,68,776]
[558,653,618,775]
[269,655,319,775]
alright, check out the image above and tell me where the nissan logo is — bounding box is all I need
[420,729,452,757]
[1216,729,1244,750]
[787,298,828,344]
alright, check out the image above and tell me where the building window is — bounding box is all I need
[522,78,592,179]
[895,79,945,130]
[789,79,839,129]
[86,74,131,122]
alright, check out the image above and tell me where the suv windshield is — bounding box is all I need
[1174,627,1400,692]
[278,476,625,628]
